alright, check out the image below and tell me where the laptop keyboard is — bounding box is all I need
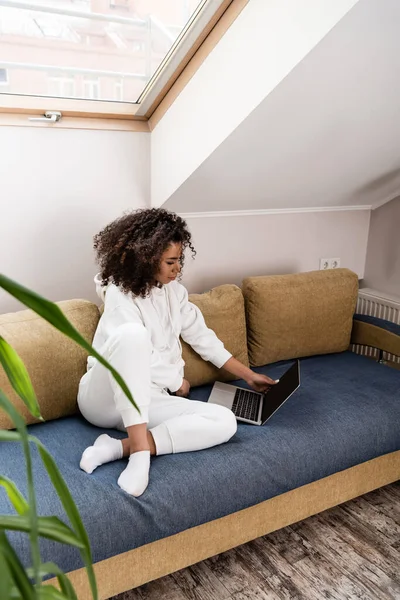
[232,388,261,422]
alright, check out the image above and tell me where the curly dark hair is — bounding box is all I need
[94,208,196,297]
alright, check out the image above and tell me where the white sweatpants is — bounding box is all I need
[77,323,237,455]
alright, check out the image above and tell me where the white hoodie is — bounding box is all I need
[89,274,232,393]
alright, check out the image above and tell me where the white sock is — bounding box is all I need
[117,451,151,497]
[80,434,123,474]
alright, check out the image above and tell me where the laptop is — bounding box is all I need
[208,360,300,425]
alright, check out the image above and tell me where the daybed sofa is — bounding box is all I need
[1,268,399,599]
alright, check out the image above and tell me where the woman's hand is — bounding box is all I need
[175,378,191,398]
[246,372,278,393]
[222,357,279,393]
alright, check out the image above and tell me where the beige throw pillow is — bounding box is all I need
[182,284,249,387]
[0,300,100,429]
[242,268,358,366]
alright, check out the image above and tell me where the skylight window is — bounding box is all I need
[0,0,226,110]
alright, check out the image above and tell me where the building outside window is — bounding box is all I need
[114,78,124,101]
[48,73,76,98]
[83,77,100,100]
[0,68,8,85]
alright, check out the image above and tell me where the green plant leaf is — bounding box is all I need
[0,337,42,420]
[0,429,22,442]
[0,546,14,599]
[0,531,35,600]
[0,476,29,515]
[0,275,132,600]
[26,563,78,600]
[0,389,41,587]
[0,515,85,548]
[0,418,97,600]
[36,585,70,600]
[0,273,139,413]
[0,390,28,433]
[36,442,97,600]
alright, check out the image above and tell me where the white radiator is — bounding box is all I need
[352,288,400,364]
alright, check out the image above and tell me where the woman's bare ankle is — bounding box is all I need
[130,434,156,456]
[121,437,131,458]
[130,445,151,455]
[127,438,155,456]
[147,431,156,456]
[126,424,156,456]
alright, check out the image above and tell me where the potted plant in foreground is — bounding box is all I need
[0,273,138,600]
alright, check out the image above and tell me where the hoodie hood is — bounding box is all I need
[94,273,112,303]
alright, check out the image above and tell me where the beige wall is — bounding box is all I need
[180,210,371,293]
[0,126,149,313]
[363,197,400,298]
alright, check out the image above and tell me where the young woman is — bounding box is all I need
[78,208,276,497]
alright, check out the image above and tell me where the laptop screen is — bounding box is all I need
[260,360,300,424]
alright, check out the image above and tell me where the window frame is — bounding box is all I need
[0,0,248,128]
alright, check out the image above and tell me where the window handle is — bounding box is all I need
[29,111,62,123]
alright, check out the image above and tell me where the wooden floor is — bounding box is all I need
[113,481,400,600]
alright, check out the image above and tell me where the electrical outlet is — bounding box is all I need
[319,258,341,270]
[320,258,330,270]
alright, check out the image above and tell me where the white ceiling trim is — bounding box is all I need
[372,192,400,210]
[179,205,372,218]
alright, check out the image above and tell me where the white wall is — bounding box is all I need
[0,127,150,313]
[363,197,400,298]
[151,0,359,208]
[0,126,371,313]
[179,209,371,293]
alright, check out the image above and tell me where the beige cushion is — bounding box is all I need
[242,268,358,366]
[0,300,100,430]
[182,285,249,387]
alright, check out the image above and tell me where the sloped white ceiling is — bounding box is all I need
[165,0,400,213]
[151,0,359,208]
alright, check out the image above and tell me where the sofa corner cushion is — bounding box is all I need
[0,299,100,429]
[242,269,358,366]
[182,284,249,387]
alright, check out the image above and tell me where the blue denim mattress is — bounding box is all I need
[1,351,399,575]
